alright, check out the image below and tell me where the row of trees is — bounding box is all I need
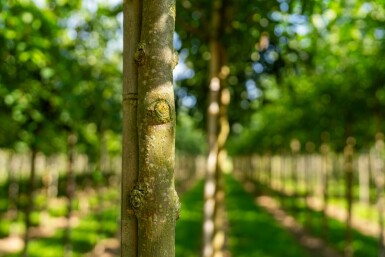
[0,1,123,255]
[233,136,385,257]
[223,0,385,153]
[1,1,207,256]
[3,0,385,256]
[0,0,122,164]
[173,1,385,256]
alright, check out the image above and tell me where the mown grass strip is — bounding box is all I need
[254,178,380,257]
[288,198,379,257]
[225,174,311,257]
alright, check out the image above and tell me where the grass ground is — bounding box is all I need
[249,177,381,257]
[1,173,380,257]
[290,199,379,257]
[225,175,311,257]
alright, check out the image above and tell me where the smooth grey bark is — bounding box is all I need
[122,0,141,256]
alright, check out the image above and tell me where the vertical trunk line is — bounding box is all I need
[122,0,142,256]
[374,134,385,257]
[320,143,330,242]
[203,1,222,256]
[344,137,355,257]
[22,149,37,257]
[64,133,77,257]
[213,46,230,257]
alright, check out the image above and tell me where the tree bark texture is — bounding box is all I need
[127,0,178,256]
[122,0,141,256]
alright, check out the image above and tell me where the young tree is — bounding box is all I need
[122,0,179,256]
[121,0,140,256]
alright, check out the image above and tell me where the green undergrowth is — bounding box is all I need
[225,175,311,257]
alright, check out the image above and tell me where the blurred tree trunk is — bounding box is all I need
[320,143,331,242]
[124,0,178,256]
[290,139,300,210]
[304,143,314,229]
[358,154,370,206]
[7,151,19,220]
[99,129,108,173]
[46,156,59,201]
[202,0,224,256]
[121,0,141,256]
[22,148,37,257]
[64,133,77,257]
[373,134,385,257]
[344,137,355,257]
[212,53,230,257]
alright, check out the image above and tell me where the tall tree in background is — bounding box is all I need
[202,0,229,256]
[122,0,178,256]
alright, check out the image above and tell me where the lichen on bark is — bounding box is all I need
[134,0,178,256]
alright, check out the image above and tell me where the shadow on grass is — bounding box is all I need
[175,180,204,257]
[225,175,310,257]
[292,203,379,257]
[254,179,379,257]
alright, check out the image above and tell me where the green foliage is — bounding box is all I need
[0,0,122,161]
[176,111,206,155]
[225,0,385,154]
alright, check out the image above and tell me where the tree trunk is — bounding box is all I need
[304,145,313,229]
[290,139,300,210]
[212,56,230,257]
[7,151,19,220]
[64,133,77,257]
[22,149,37,257]
[100,129,108,173]
[128,0,178,256]
[121,0,141,256]
[373,134,385,257]
[344,137,355,257]
[358,154,370,206]
[320,143,331,242]
[202,1,223,256]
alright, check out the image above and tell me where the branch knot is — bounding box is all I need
[134,42,146,65]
